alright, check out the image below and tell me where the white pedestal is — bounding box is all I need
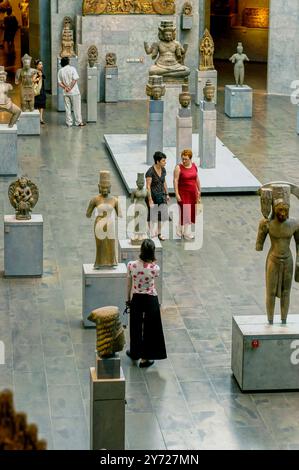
[90,366,125,450]
[163,83,182,147]
[118,239,163,304]
[225,85,253,118]
[146,99,164,165]
[87,66,98,122]
[195,69,218,105]
[57,56,78,111]
[199,101,217,169]
[82,263,127,328]
[0,124,17,175]
[297,105,299,135]
[17,110,40,135]
[4,215,43,277]
[232,315,299,391]
[176,108,192,163]
[105,66,118,103]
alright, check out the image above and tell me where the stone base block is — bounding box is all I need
[176,112,192,163]
[90,366,125,450]
[17,111,41,135]
[105,66,118,103]
[199,103,217,169]
[297,105,299,135]
[164,83,182,147]
[225,85,253,118]
[147,99,164,165]
[96,354,120,379]
[57,56,78,111]
[0,125,17,175]
[195,69,218,105]
[82,263,127,328]
[4,215,43,277]
[232,315,299,391]
[87,66,98,122]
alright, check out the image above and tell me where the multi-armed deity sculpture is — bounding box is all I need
[199,29,215,71]
[146,75,165,100]
[144,20,190,81]
[0,66,21,127]
[15,54,38,112]
[86,171,120,268]
[256,182,299,324]
[105,52,117,67]
[130,173,148,246]
[8,176,39,220]
[60,16,76,58]
[87,45,98,68]
[229,42,249,87]
[87,306,125,358]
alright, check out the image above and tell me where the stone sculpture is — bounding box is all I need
[87,306,125,357]
[0,389,47,450]
[8,176,39,220]
[15,54,38,112]
[179,81,191,108]
[229,42,249,87]
[60,16,75,58]
[130,173,148,245]
[105,52,117,67]
[256,182,299,324]
[82,0,175,15]
[199,29,215,71]
[146,75,165,100]
[18,0,29,28]
[87,45,98,67]
[182,1,192,15]
[86,171,120,268]
[203,79,215,102]
[144,20,190,81]
[0,66,21,127]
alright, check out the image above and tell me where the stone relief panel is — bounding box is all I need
[82,0,175,15]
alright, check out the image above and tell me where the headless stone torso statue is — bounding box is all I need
[229,42,249,87]
[15,54,38,112]
[144,21,190,81]
[0,66,21,127]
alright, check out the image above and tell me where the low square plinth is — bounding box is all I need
[17,111,41,135]
[232,315,299,391]
[82,263,127,328]
[0,124,17,175]
[225,85,253,118]
[4,215,43,277]
[96,354,121,379]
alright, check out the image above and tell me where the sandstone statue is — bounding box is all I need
[229,42,249,87]
[60,16,76,58]
[130,173,148,245]
[15,54,38,112]
[0,66,21,127]
[87,306,125,358]
[199,29,215,71]
[87,45,98,67]
[8,176,39,220]
[146,75,165,100]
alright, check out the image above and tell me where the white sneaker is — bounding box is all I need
[176,226,183,238]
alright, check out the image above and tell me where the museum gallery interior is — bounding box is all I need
[0,0,299,451]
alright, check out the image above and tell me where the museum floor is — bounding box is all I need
[0,86,299,450]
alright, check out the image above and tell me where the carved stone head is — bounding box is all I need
[203,79,215,102]
[98,170,111,196]
[63,16,73,30]
[87,45,98,68]
[179,81,191,108]
[87,306,125,358]
[0,65,7,82]
[21,53,32,69]
[182,1,192,15]
[158,20,176,42]
[237,42,243,54]
[105,52,117,67]
[136,173,145,189]
[146,75,165,100]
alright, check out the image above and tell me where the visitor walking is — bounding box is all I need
[33,59,46,124]
[57,56,85,127]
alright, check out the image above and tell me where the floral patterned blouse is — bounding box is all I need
[127,259,160,296]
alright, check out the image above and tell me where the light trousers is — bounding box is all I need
[64,94,83,126]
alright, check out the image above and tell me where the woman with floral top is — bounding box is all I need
[126,239,167,368]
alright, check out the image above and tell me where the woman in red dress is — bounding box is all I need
[173,149,201,240]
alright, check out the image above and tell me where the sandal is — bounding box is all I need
[158,234,166,241]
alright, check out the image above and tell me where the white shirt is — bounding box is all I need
[127,259,160,296]
[58,65,80,96]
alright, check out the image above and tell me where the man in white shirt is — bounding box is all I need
[57,57,85,127]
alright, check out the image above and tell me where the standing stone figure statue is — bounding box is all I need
[144,20,190,81]
[60,16,76,58]
[256,183,299,324]
[87,306,125,358]
[0,66,21,127]
[15,54,38,112]
[86,171,120,268]
[229,42,249,87]
[146,75,165,100]
[199,29,215,71]
[105,52,117,67]
[87,45,98,68]
[8,176,39,220]
[130,173,148,246]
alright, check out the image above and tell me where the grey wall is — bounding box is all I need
[29,0,51,90]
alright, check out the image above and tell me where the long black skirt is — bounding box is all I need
[129,293,167,360]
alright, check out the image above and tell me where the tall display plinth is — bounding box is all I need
[199,101,216,169]
[164,83,182,147]
[225,85,253,118]
[57,56,78,111]
[105,66,118,103]
[118,239,163,304]
[232,315,299,391]
[0,125,17,176]
[17,111,40,136]
[90,363,125,450]
[4,215,43,277]
[87,66,98,122]
[195,69,218,105]
[297,105,299,135]
[176,108,192,163]
[146,99,164,165]
[82,263,127,328]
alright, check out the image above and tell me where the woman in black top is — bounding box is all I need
[145,151,170,241]
[33,59,46,124]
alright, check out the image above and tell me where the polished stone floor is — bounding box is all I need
[0,86,299,450]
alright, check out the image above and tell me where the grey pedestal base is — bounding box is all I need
[225,85,253,118]
[57,56,78,111]
[0,125,17,176]
[176,108,192,163]
[82,263,127,328]
[164,83,182,147]
[17,111,41,135]
[146,99,164,164]
[90,366,125,450]
[297,106,299,135]
[105,66,118,103]
[199,101,216,169]
[195,69,218,105]
[118,239,163,304]
[87,66,98,122]
[232,315,299,391]
[4,215,43,277]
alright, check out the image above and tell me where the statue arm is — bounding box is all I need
[256,218,269,251]
[245,55,250,62]
[294,228,299,282]
[144,42,158,59]
[15,70,20,84]
[86,198,96,218]
[131,190,136,204]
[115,197,122,218]
[229,54,236,63]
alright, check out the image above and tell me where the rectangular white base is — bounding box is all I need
[232,315,299,391]
[104,134,261,193]
[17,110,40,135]
[82,263,127,328]
[0,124,17,175]
[4,215,43,276]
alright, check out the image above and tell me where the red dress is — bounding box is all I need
[178,163,200,225]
